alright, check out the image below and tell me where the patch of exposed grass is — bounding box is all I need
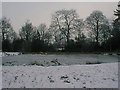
[86,61,102,64]
[30,61,43,66]
[60,75,68,79]
[22,52,103,55]
[51,59,61,66]
[29,59,62,66]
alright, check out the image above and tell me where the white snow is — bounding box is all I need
[0,52,2,57]
[2,54,119,66]
[2,52,21,57]
[0,66,1,90]
[2,62,118,88]
[0,52,2,90]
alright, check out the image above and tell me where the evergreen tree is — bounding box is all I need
[112,1,120,51]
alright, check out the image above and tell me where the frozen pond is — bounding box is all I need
[2,54,120,66]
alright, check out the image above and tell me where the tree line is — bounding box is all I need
[0,6,120,52]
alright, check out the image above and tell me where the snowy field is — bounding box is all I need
[1,52,119,88]
[2,62,118,88]
[2,53,119,66]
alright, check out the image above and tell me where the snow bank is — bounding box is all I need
[0,52,2,57]
[2,52,21,57]
[2,63,118,88]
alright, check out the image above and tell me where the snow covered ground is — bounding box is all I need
[2,54,119,66]
[2,62,118,88]
[0,52,2,90]
[0,66,1,90]
[1,52,21,57]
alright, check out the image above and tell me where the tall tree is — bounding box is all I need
[38,24,47,40]
[19,20,33,41]
[0,17,17,41]
[19,20,33,52]
[99,20,111,42]
[113,1,120,38]
[0,33,2,50]
[73,19,84,41]
[85,10,110,43]
[111,1,120,51]
[31,23,52,52]
[33,24,52,44]
[50,9,82,46]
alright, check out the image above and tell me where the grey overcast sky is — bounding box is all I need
[2,2,118,33]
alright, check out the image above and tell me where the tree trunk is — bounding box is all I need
[2,32,5,41]
[66,32,69,46]
[2,27,5,41]
[96,21,99,43]
[66,25,70,46]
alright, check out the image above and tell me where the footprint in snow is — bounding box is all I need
[48,76,54,83]
[60,75,70,83]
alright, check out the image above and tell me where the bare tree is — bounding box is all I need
[19,20,33,41]
[99,21,111,42]
[0,22,1,47]
[0,17,17,41]
[44,30,52,44]
[37,23,47,40]
[50,9,82,46]
[73,19,84,41]
[32,23,52,44]
[85,10,110,43]
[19,20,34,52]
